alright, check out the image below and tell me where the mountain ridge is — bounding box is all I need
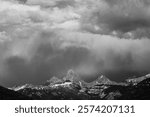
[1,70,150,100]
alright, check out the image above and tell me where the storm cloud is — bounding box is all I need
[81,0,150,38]
[0,0,150,86]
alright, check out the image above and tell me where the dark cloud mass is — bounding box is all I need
[0,0,150,87]
[81,0,150,38]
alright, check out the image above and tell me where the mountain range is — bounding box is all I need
[0,70,150,100]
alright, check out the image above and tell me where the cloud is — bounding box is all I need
[80,0,150,38]
[0,0,150,86]
[23,0,76,9]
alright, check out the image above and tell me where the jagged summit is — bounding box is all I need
[90,75,116,86]
[78,74,116,88]
[63,69,80,83]
[1,73,150,100]
[95,75,111,84]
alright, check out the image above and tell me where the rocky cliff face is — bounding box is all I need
[1,71,150,100]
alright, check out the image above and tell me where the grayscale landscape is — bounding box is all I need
[0,0,150,100]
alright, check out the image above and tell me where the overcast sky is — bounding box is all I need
[0,0,150,86]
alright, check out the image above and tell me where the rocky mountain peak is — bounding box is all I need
[94,75,113,85]
[63,69,79,82]
[1,73,150,100]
